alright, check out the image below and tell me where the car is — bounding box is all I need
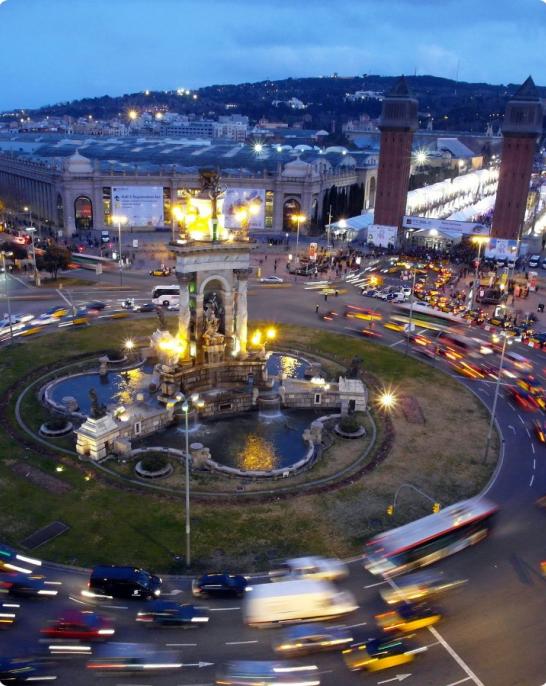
[509,387,539,412]
[121,298,136,309]
[321,310,339,321]
[86,643,182,675]
[533,419,546,444]
[375,602,442,633]
[362,289,379,297]
[0,657,55,683]
[528,255,541,268]
[191,572,248,598]
[269,556,348,583]
[137,302,156,313]
[136,600,209,627]
[516,376,544,396]
[448,359,486,380]
[84,300,106,312]
[87,565,162,600]
[259,276,284,284]
[379,572,466,606]
[30,314,59,326]
[150,267,172,277]
[0,547,41,574]
[0,573,59,597]
[41,609,115,640]
[17,326,44,337]
[343,635,421,672]
[44,306,68,318]
[273,624,353,657]
[0,602,17,629]
[215,660,320,686]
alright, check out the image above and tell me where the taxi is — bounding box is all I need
[18,325,43,337]
[149,267,172,277]
[533,419,546,444]
[375,602,442,634]
[343,636,419,672]
[109,311,130,319]
[383,321,405,332]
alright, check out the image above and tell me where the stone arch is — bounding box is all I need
[198,274,232,296]
[283,197,301,231]
[74,195,93,230]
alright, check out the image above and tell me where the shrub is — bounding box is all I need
[140,453,168,472]
[339,414,361,434]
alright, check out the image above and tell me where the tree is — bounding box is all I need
[36,244,71,280]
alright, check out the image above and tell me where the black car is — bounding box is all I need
[136,600,209,627]
[84,301,106,312]
[0,657,55,683]
[0,573,59,598]
[88,566,162,600]
[137,302,157,313]
[191,573,248,598]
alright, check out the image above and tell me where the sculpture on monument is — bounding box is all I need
[203,303,224,346]
[199,169,224,241]
[156,307,168,331]
[89,388,107,419]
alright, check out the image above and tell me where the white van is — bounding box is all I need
[243,579,357,627]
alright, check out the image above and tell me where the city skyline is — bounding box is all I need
[0,0,545,110]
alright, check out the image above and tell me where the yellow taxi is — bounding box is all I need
[343,636,417,672]
[375,603,442,634]
[149,267,172,277]
[19,326,43,337]
[383,321,405,332]
[109,311,130,319]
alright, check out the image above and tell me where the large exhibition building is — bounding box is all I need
[0,134,379,236]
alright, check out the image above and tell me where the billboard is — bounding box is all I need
[111,186,164,227]
[403,215,489,236]
[223,188,266,230]
[309,242,318,262]
[367,224,398,247]
[484,238,518,260]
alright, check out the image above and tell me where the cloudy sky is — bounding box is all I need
[0,0,545,110]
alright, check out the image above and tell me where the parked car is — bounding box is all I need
[192,573,248,598]
[150,267,172,277]
[528,255,541,268]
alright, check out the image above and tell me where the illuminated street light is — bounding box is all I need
[415,149,429,166]
[291,213,306,260]
[266,326,276,340]
[181,392,203,566]
[112,214,128,286]
[253,143,263,154]
[483,331,512,464]
[377,389,397,411]
[128,110,138,121]
[125,339,134,351]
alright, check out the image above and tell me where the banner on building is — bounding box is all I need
[484,238,519,260]
[403,215,489,236]
[223,188,266,230]
[309,242,318,262]
[111,186,164,227]
[367,224,398,247]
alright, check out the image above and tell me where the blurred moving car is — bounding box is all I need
[321,310,339,321]
[260,276,284,284]
[0,548,41,574]
[273,624,353,657]
[343,636,421,672]
[508,387,539,412]
[533,419,546,444]
[0,603,17,629]
[86,643,182,674]
[41,609,115,640]
[149,267,172,277]
[84,301,106,312]
[269,556,348,583]
[0,573,59,597]
[87,565,162,600]
[0,657,55,683]
[215,660,320,686]
[192,573,248,598]
[379,572,466,605]
[136,600,209,627]
[136,302,156,313]
[375,602,442,633]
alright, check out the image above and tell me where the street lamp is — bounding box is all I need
[1,250,14,344]
[112,214,127,286]
[180,392,205,567]
[25,227,40,287]
[483,331,512,464]
[291,213,306,262]
[377,388,397,412]
[470,235,489,312]
[404,264,417,355]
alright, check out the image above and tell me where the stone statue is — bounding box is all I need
[89,388,107,419]
[156,306,168,331]
[204,306,220,337]
[347,356,363,379]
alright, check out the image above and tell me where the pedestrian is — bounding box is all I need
[324,293,328,302]
[315,304,319,314]
[335,290,339,297]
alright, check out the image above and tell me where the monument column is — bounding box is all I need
[223,289,235,353]
[176,273,193,360]
[234,269,250,356]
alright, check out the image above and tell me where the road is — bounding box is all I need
[1,264,545,685]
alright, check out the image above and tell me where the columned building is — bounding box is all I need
[491,77,543,240]
[0,135,377,237]
[373,76,418,234]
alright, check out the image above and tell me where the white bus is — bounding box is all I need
[364,497,498,577]
[151,284,180,308]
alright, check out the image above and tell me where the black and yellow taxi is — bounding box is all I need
[343,635,419,672]
[375,602,442,634]
[149,266,172,277]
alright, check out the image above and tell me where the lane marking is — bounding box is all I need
[428,626,485,686]
[526,427,531,438]
[518,414,525,425]
[531,443,536,454]
[166,643,197,647]
[207,606,240,611]
[103,604,128,610]
[444,679,472,686]
[533,459,536,470]
[225,640,259,646]
[508,425,516,434]
[363,581,387,589]
[530,474,535,487]
[508,402,516,411]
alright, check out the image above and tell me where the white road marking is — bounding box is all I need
[225,640,259,646]
[103,604,128,610]
[508,425,516,434]
[166,643,197,647]
[444,678,472,686]
[389,339,405,348]
[68,595,87,605]
[342,621,368,629]
[207,606,240,611]
[533,459,536,469]
[518,414,525,425]
[508,402,516,411]
[531,442,536,454]
[526,427,531,438]
[363,581,387,589]
[530,474,535,487]
[428,626,484,686]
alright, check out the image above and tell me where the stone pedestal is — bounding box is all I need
[76,414,119,461]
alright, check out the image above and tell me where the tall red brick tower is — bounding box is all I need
[491,76,543,240]
[374,76,418,233]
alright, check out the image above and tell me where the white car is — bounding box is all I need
[259,275,284,284]
[528,255,541,268]
[269,556,349,583]
[30,314,60,326]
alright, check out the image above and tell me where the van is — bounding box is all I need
[243,579,357,627]
[88,565,162,599]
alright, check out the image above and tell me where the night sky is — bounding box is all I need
[0,0,544,110]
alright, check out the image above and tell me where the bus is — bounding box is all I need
[390,303,466,332]
[70,253,115,272]
[363,496,498,577]
[151,284,180,307]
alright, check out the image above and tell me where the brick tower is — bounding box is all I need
[374,76,418,234]
[491,76,543,240]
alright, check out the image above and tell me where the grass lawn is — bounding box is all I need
[0,320,497,572]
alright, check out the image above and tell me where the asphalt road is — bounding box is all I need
[1,265,546,685]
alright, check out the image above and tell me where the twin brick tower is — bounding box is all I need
[374,75,544,242]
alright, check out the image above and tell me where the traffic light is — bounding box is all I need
[387,504,394,516]
[432,502,441,513]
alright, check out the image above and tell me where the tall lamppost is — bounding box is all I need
[291,213,306,262]
[25,227,39,287]
[112,215,127,286]
[470,235,489,311]
[483,331,512,464]
[404,265,417,355]
[1,250,14,344]
[23,205,32,231]
[181,392,204,567]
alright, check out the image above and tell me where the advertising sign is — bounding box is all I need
[223,188,266,230]
[309,242,318,262]
[367,224,398,247]
[111,186,164,227]
[403,215,489,236]
[484,238,518,260]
